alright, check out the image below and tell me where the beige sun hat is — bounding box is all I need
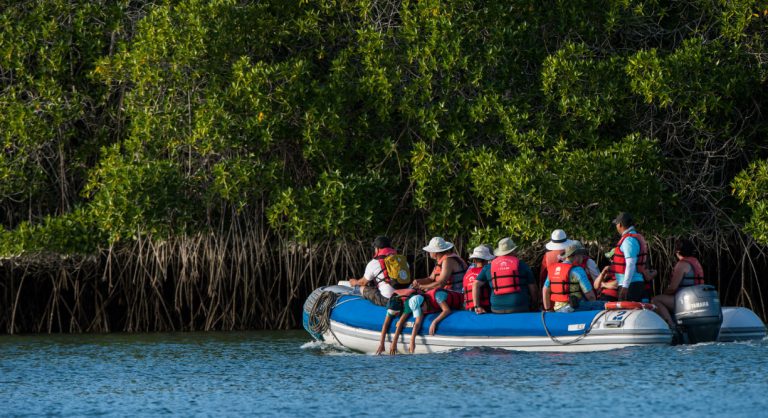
[422,236,454,253]
[563,241,589,258]
[494,237,518,256]
[545,229,575,251]
[468,245,495,261]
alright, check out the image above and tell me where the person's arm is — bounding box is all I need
[409,315,425,354]
[390,314,410,355]
[585,259,601,281]
[473,279,487,314]
[663,261,688,295]
[542,285,552,310]
[349,277,369,287]
[376,314,395,355]
[429,303,452,335]
[419,259,456,290]
[594,266,611,289]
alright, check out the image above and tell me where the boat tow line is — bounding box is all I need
[307,291,362,345]
[540,310,608,346]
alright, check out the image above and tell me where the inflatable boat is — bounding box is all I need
[303,284,766,354]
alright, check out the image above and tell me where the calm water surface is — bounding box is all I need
[1,331,767,417]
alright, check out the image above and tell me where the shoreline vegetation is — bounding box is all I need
[1,2,768,333]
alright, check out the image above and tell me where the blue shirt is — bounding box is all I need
[476,260,534,311]
[616,227,645,287]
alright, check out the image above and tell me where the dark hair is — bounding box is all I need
[372,236,392,249]
[675,239,696,257]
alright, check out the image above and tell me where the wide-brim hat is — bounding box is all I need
[545,229,574,251]
[494,237,518,256]
[563,241,589,258]
[469,245,495,261]
[422,236,454,253]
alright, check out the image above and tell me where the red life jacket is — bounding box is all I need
[490,255,522,295]
[611,232,649,276]
[598,272,619,299]
[539,250,563,283]
[462,266,490,310]
[422,288,463,314]
[678,257,704,288]
[547,262,583,303]
[373,247,398,285]
[432,253,468,292]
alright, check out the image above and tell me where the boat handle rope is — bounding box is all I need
[540,310,608,345]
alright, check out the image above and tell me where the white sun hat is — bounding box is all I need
[545,229,575,251]
[493,237,518,256]
[422,236,454,253]
[468,245,495,261]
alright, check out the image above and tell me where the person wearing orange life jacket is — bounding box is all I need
[610,212,657,302]
[473,238,538,314]
[348,236,405,307]
[414,237,467,295]
[540,229,600,286]
[651,239,706,328]
[463,245,494,311]
[383,288,463,354]
[542,241,599,312]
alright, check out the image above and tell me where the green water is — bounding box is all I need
[1,331,767,416]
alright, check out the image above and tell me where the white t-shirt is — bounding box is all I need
[364,259,396,298]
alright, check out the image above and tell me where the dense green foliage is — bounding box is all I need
[1,0,768,255]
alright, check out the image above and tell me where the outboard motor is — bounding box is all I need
[674,285,723,344]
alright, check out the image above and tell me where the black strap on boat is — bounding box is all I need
[540,310,607,346]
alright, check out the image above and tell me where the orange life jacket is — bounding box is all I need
[547,262,583,303]
[539,250,563,283]
[462,266,490,310]
[490,255,522,295]
[678,257,704,288]
[423,288,463,313]
[432,253,468,292]
[373,247,397,285]
[611,232,649,275]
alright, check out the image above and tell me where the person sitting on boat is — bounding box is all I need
[414,237,467,295]
[473,238,538,314]
[542,241,600,312]
[379,288,462,354]
[348,236,409,307]
[651,239,705,328]
[463,245,494,312]
[540,229,599,286]
[610,212,656,302]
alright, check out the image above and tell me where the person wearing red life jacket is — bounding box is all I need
[542,241,599,312]
[610,212,657,302]
[463,245,494,311]
[651,239,706,328]
[380,288,462,354]
[473,238,538,314]
[540,229,600,287]
[414,237,467,296]
[348,236,402,307]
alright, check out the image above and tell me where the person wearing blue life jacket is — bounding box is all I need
[610,212,657,302]
[376,288,462,355]
[542,241,600,312]
[473,238,538,314]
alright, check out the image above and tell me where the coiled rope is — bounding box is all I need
[540,310,608,346]
[306,291,339,338]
